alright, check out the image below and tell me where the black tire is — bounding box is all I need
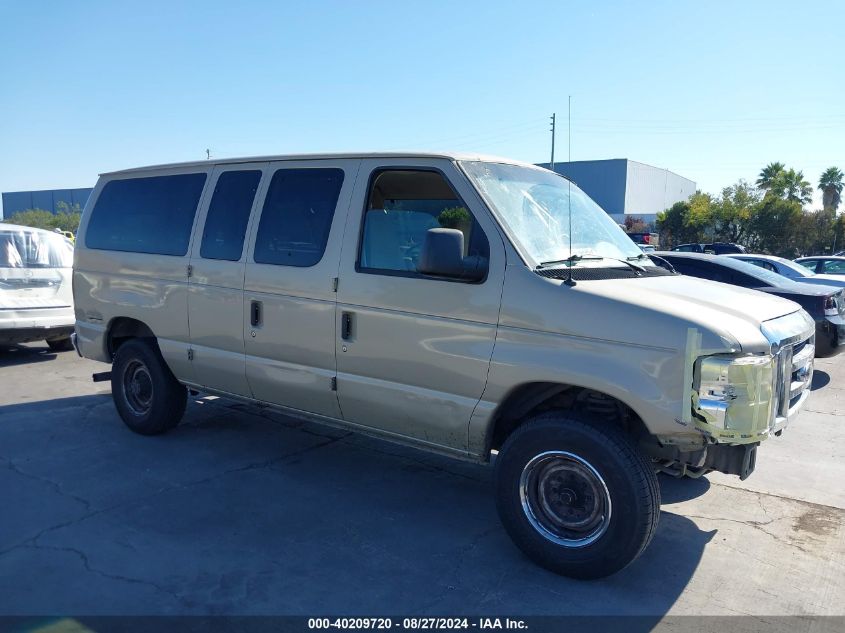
[111,339,187,435]
[495,411,660,579]
[46,337,74,352]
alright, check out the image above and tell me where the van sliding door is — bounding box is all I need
[241,159,360,418]
[187,163,268,397]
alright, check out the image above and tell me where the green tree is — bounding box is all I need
[769,168,813,205]
[4,204,82,234]
[655,191,712,248]
[710,180,760,244]
[790,208,837,256]
[819,166,843,212]
[756,162,785,190]
[746,196,804,256]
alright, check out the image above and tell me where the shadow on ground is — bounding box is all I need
[657,473,711,503]
[0,344,58,368]
[811,370,830,391]
[0,394,716,620]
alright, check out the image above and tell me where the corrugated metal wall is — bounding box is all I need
[539,159,628,216]
[1,188,93,219]
[624,161,696,220]
[537,159,695,221]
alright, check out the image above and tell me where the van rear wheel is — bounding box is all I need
[111,339,187,435]
[494,411,660,579]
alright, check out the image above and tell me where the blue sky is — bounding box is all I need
[1,0,843,215]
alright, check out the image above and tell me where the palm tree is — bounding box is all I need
[770,168,813,205]
[756,162,785,190]
[819,166,843,212]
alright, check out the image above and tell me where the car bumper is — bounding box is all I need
[815,316,845,357]
[0,306,75,345]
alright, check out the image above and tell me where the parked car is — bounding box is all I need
[727,254,845,289]
[626,231,659,249]
[0,223,75,349]
[639,244,656,253]
[73,152,816,579]
[655,251,845,356]
[672,242,746,254]
[795,255,845,276]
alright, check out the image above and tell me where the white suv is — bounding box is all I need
[0,223,75,350]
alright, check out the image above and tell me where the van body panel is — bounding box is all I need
[241,158,361,419]
[334,158,507,451]
[187,163,269,397]
[72,250,195,379]
[73,165,212,378]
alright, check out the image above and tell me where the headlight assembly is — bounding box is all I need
[693,354,775,441]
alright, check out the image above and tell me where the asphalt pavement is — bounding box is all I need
[1,342,843,622]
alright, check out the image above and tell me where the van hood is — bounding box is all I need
[595,273,800,324]
[573,272,804,353]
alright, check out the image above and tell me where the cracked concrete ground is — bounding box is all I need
[0,343,843,619]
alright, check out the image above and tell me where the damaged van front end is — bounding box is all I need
[669,310,815,479]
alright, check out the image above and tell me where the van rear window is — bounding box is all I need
[86,173,207,256]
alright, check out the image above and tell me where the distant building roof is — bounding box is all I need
[1,187,93,219]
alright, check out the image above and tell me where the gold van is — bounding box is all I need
[72,153,815,578]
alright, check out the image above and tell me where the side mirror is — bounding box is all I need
[417,228,486,281]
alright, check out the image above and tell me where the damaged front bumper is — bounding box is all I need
[693,311,815,444]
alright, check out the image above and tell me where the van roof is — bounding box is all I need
[100,151,536,176]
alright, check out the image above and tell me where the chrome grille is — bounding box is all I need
[771,333,814,433]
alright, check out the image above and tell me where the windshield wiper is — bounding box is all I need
[537,254,646,274]
[536,254,602,269]
[645,253,676,273]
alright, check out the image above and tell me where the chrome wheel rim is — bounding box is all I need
[519,451,612,547]
[122,359,153,416]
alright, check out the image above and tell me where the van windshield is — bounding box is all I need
[0,228,73,270]
[461,161,645,267]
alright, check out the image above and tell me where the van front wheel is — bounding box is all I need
[111,339,187,435]
[494,412,660,579]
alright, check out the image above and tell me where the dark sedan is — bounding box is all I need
[671,242,746,254]
[654,252,845,356]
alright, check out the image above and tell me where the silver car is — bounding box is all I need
[795,255,845,276]
[727,253,845,289]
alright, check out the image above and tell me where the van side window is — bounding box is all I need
[253,168,344,267]
[358,169,489,276]
[200,170,261,261]
[86,173,207,256]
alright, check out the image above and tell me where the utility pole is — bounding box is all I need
[549,113,556,170]
[568,96,571,163]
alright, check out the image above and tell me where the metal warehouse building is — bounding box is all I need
[536,159,696,223]
[1,187,93,219]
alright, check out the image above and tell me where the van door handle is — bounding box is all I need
[251,300,262,327]
[341,312,353,340]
